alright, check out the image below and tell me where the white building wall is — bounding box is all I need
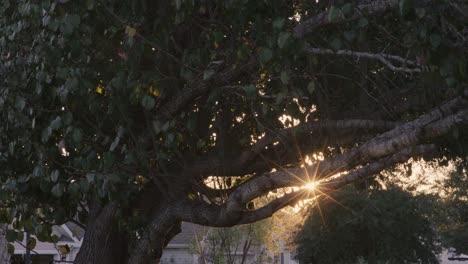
[161,246,197,264]
[440,250,468,264]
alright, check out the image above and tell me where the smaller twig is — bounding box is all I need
[304,46,423,73]
[15,240,39,255]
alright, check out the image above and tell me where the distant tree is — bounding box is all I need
[194,221,269,264]
[294,187,441,264]
[1,1,467,264]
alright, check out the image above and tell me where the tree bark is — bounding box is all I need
[74,202,128,264]
[127,203,181,264]
[0,224,10,264]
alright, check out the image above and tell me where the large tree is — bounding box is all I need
[1,0,467,263]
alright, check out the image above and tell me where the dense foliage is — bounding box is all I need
[439,160,468,255]
[294,187,441,264]
[0,0,467,263]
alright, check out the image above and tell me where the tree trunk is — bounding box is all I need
[74,202,128,264]
[126,206,181,264]
[73,204,182,264]
[0,224,10,264]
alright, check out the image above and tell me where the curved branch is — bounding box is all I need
[320,144,437,190]
[182,119,399,178]
[223,99,468,213]
[184,95,467,180]
[238,119,400,166]
[128,204,180,264]
[180,144,436,227]
[178,92,468,228]
[307,98,468,180]
[156,58,256,123]
[294,0,399,38]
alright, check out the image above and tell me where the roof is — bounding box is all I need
[168,222,206,245]
[65,222,85,240]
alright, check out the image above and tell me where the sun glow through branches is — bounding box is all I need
[305,182,318,191]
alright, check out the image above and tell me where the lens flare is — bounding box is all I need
[305,182,318,191]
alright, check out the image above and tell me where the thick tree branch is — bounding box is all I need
[185,94,467,189]
[237,190,309,225]
[238,119,400,167]
[294,0,399,38]
[320,144,437,190]
[183,119,399,178]
[127,204,180,264]
[156,59,256,123]
[222,98,468,214]
[181,144,436,227]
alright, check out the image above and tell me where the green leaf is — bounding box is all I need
[41,127,52,143]
[33,164,43,177]
[330,37,342,50]
[262,104,269,115]
[51,234,59,244]
[203,69,216,80]
[9,142,15,155]
[328,6,342,22]
[51,170,59,182]
[415,8,425,18]
[445,77,457,87]
[86,173,96,183]
[152,120,162,134]
[68,14,81,28]
[73,129,82,143]
[175,0,182,10]
[15,96,26,111]
[103,152,115,168]
[27,237,37,250]
[259,48,273,64]
[50,116,62,130]
[63,112,73,125]
[275,92,286,105]
[51,183,64,197]
[357,18,368,28]
[86,0,95,10]
[6,230,17,242]
[343,30,356,42]
[430,33,441,48]
[65,78,79,92]
[307,81,316,95]
[167,133,175,143]
[69,182,80,195]
[399,0,413,17]
[273,18,285,29]
[341,3,354,17]
[280,71,289,85]
[60,22,73,35]
[242,85,257,98]
[110,136,120,151]
[7,244,15,255]
[277,32,290,49]
[141,95,155,110]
